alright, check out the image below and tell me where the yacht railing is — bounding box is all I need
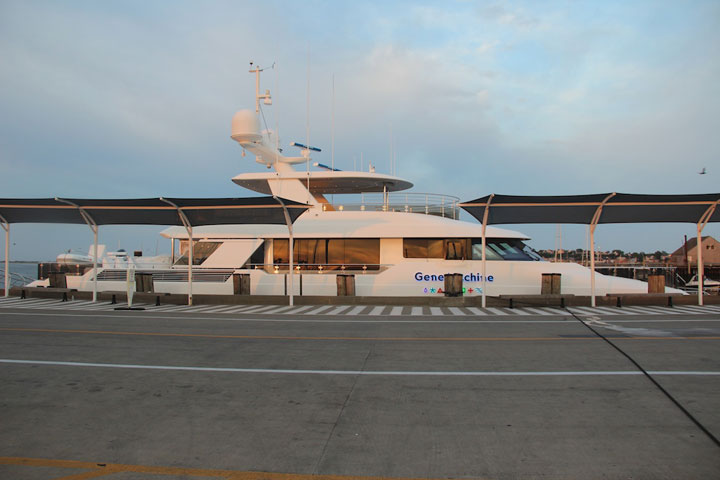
[0,268,36,289]
[249,263,388,273]
[322,193,461,219]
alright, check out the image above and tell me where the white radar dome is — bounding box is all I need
[231,109,262,144]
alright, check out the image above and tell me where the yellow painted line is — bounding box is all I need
[1,327,719,342]
[0,456,468,480]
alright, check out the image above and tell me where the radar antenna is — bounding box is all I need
[249,61,274,113]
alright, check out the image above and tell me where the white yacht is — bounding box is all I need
[29,69,671,299]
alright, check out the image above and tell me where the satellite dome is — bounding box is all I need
[231,110,262,144]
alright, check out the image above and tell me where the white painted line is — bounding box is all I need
[429,307,443,316]
[303,305,336,315]
[5,310,710,324]
[485,308,509,316]
[198,304,253,314]
[216,305,255,313]
[146,305,189,312]
[671,305,718,314]
[589,306,623,315]
[389,306,404,316]
[262,305,298,314]
[0,298,60,307]
[523,307,556,316]
[410,306,423,316]
[0,298,42,305]
[465,307,487,316]
[345,306,366,316]
[324,306,353,315]
[570,306,624,316]
[234,305,276,314]
[290,305,319,314]
[447,307,466,316]
[621,306,664,315]
[2,359,719,377]
[364,306,386,316]
[512,308,532,316]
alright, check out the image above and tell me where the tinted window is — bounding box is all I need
[471,238,542,261]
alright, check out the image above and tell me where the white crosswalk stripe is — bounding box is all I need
[303,305,335,315]
[466,307,487,316]
[345,306,367,316]
[1,297,718,317]
[367,306,386,316]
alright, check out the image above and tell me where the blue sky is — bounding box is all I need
[1,0,718,260]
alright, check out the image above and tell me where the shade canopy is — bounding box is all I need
[461,193,720,225]
[0,196,309,226]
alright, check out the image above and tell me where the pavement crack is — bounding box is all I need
[312,345,373,474]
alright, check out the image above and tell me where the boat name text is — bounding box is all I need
[415,272,494,283]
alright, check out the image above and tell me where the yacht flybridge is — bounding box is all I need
[28,67,668,300]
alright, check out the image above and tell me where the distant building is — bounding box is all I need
[669,236,720,266]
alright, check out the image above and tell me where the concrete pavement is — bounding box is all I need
[1,307,718,479]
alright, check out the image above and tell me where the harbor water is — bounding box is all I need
[0,262,38,290]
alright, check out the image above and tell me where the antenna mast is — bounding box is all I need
[249,62,272,113]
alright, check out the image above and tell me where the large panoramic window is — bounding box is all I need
[274,238,380,270]
[403,238,444,258]
[174,241,222,266]
[471,238,543,261]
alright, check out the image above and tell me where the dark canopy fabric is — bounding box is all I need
[461,193,720,225]
[0,196,309,226]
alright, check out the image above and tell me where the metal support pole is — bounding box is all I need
[160,198,194,306]
[697,223,704,306]
[188,226,193,306]
[92,225,98,302]
[481,195,494,309]
[55,198,99,301]
[276,197,294,306]
[590,226,596,308]
[1,216,9,297]
[589,193,616,308]
[695,200,719,307]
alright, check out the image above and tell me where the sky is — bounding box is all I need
[1,0,719,260]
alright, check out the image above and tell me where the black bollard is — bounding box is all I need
[156,296,161,306]
[508,298,514,309]
[616,296,622,308]
[21,289,26,299]
[560,297,565,309]
[111,294,116,305]
[668,296,673,308]
[62,291,68,302]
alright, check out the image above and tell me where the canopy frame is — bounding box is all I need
[159,198,194,306]
[275,196,295,306]
[696,199,720,306]
[55,198,100,302]
[0,196,309,305]
[461,192,720,306]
